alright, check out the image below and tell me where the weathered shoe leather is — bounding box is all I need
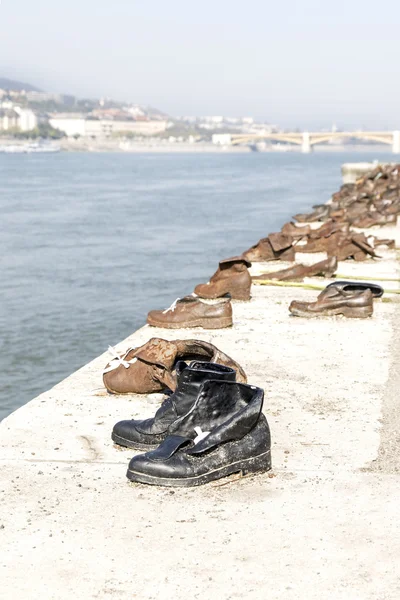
[103,337,247,394]
[281,222,311,238]
[308,219,349,240]
[194,256,251,300]
[289,286,373,318]
[126,380,271,487]
[112,362,237,450]
[352,212,397,228]
[326,280,383,298]
[268,232,293,252]
[295,231,379,261]
[252,256,338,282]
[147,296,232,329]
[293,205,330,223]
[243,237,296,262]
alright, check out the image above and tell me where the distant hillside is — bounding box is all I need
[0,77,42,92]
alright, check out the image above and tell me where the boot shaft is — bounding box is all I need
[170,380,266,441]
[156,361,236,420]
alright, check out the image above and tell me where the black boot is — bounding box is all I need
[112,362,236,450]
[126,380,271,487]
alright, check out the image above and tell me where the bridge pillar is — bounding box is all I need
[301,132,311,153]
[392,131,400,154]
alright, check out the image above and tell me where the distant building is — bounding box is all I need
[0,108,19,131]
[13,107,38,131]
[0,106,37,132]
[48,114,168,137]
[48,114,87,137]
[212,133,232,145]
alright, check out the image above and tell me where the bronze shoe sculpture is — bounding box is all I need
[289,285,373,318]
[252,256,338,283]
[243,236,295,262]
[281,222,311,238]
[147,296,233,329]
[103,337,247,394]
[293,205,330,223]
[194,256,252,300]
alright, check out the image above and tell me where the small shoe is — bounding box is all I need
[289,285,373,318]
[126,380,271,487]
[103,337,247,394]
[147,296,233,329]
[194,256,251,301]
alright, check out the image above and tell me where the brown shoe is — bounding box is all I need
[194,256,251,300]
[308,219,350,240]
[268,232,293,252]
[293,205,330,223]
[281,222,311,238]
[147,296,233,329]
[103,337,247,394]
[243,237,296,262]
[289,286,373,318]
[252,256,337,283]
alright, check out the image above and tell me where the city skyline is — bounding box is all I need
[1,0,400,129]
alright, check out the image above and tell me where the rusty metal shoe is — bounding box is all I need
[243,236,295,262]
[352,212,397,228]
[281,222,311,238]
[293,205,330,223]
[194,256,251,301]
[147,296,233,329]
[103,337,247,394]
[252,256,338,283]
[289,286,373,318]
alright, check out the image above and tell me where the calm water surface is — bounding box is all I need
[0,150,394,419]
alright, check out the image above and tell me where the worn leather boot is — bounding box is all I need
[289,286,373,318]
[126,380,271,487]
[112,362,237,450]
[252,256,337,283]
[147,296,232,329]
[103,337,247,394]
[194,256,252,301]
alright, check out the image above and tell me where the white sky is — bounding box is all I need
[1,0,399,129]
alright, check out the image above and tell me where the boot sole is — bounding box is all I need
[112,432,159,451]
[126,450,272,487]
[290,306,373,318]
[146,316,233,329]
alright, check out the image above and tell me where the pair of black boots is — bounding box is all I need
[112,362,272,487]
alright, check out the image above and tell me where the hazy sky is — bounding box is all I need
[1,0,400,129]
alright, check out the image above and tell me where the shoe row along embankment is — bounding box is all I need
[1,165,400,599]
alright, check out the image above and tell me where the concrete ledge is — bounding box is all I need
[1,240,400,598]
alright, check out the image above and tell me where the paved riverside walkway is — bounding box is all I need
[1,239,400,599]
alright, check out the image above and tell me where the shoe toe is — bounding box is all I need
[112,419,139,442]
[194,283,210,297]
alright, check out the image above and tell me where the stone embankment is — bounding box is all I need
[1,172,400,599]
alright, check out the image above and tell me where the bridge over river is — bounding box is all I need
[229,130,400,153]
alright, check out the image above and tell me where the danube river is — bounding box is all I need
[0,150,394,419]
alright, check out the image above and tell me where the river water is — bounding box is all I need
[0,150,394,419]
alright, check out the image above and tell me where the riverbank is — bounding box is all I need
[0,136,394,154]
[1,212,400,598]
